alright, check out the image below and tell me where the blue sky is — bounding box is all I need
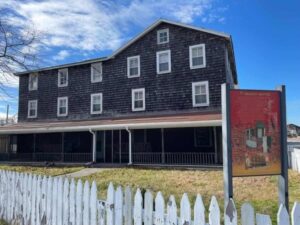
[0,0,299,125]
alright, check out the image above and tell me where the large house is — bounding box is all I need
[0,19,237,166]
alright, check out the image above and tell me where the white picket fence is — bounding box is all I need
[0,170,299,225]
[288,146,300,172]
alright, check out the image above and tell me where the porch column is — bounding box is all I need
[127,128,132,165]
[161,128,165,164]
[89,129,97,163]
[213,127,218,164]
[61,132,65,162]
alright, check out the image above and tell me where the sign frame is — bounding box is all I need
[221,83,289,209]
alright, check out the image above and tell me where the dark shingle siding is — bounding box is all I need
[18,23,229,122]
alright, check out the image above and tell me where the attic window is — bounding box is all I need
[157,29,169,44]
[28,73,38,91]
[58,68,68,87]
[189,44,206,69]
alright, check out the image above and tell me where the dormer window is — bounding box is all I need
[157,29,169,44]
[127,56,140,78]
[91,62,102,83]
[28,73,38,91]
[58,68,68,87]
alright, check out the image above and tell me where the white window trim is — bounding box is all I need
[189,44,206,69]
[156,50,171,74]
[57,97,68,117]
[28,73,38,91]
[157,28,169,44]
[127,55,140,78]
[27,100,38,118]
[90,93,103,114]
[132,88,145,111]
[91,62,103,83]
[58,68,68,87]
[192,81,209,107]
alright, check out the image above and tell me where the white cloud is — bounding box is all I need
[0,72,19,88]
[1,0,225,53]
[53,50,70,61]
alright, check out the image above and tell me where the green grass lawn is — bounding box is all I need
[0,165,83,176]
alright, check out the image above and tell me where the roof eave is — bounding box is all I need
[14,57,108,76]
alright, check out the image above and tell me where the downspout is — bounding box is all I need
[125,127,132,165]
[89,129,97,163]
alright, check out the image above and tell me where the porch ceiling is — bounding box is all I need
[0,113,222,134]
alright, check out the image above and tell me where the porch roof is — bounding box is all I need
[0,113,222,134]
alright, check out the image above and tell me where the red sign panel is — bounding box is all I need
[230,90,282,177]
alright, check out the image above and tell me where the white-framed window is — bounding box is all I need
[189,44,206,69]
[28,73,38,91]
[27,100,38,118]
[58,68,68,87]
[90,93,103,114]
[57,97,68,117]
[157,29,169,44]
[127,55,140,78]
[156,50,171,74]
[132,88,145,111]
[192,81,209,107]
[91,62,102,83]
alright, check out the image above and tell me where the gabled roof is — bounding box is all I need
[15,19,237,83]
[107,19,231,60]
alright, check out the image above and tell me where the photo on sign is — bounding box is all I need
[230,90,282,177]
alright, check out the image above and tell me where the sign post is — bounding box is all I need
[277,85,289,209]
[222,83,289,209]
[222,83,233,207]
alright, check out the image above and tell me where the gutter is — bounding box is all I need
[0,119,222,135]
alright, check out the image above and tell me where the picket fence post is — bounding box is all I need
[209,196,220,225]
[133,188,142,225]
[167,195,177,225]
[124,186,132,225]
[241,203,255,225]
[69,178,76,225]
[115,186,123,225]
[292,202,300,225]
[194,194,205,225]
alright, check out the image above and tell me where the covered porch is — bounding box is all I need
[0,113,223,166]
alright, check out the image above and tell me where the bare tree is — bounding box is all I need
[0,17,40,96]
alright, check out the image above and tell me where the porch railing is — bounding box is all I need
[0,153,92,162]
[0,152,217,165]
[132,152,217,165]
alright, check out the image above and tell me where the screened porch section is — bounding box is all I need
[0,127,222,166]
[130,127,222,165]
[95,127,222,165]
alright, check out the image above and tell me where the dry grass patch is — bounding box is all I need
[84,168,300,223]
[0,165,83,176]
